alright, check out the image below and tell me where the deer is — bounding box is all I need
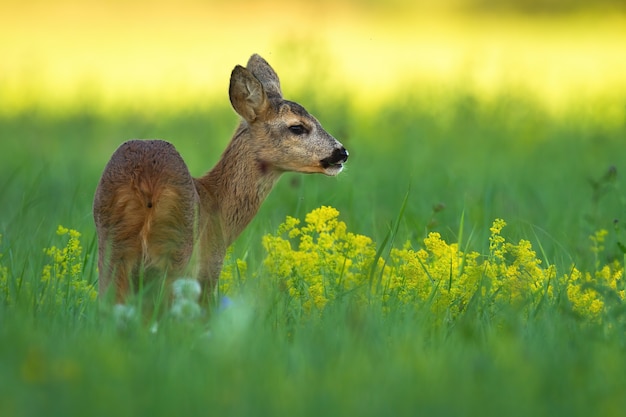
[93,54,348,305]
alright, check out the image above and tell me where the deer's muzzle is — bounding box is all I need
[321,147,349,168]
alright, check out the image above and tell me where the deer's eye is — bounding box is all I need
[288,125,307,135]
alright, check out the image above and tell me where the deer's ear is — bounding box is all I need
[229,65,270,122]
[246,54,282,99]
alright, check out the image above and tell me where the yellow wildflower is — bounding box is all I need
[303,206,340,234]
[56,225,70,236]
[489,218,507,261]
[39,225,96,308]
[260,208,623,325]
[263,206,376,314]
[218,247,249,296]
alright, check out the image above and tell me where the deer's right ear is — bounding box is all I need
[229,65,270,123]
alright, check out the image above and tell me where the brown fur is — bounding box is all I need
[93,54,348,303]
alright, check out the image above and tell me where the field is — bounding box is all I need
[2,1,626,416]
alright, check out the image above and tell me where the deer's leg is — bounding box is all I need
[113,262,133,303]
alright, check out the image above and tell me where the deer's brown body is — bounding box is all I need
[93,54,348,303]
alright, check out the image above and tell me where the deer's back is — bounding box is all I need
[93,140,197,273]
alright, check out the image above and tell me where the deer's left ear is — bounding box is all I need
[246,54,282,99]
[229,65,271,122]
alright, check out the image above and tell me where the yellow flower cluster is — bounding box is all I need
[262,206,376,313]
[219,247,248,296]
[40,225,97,308]
[386,220,559,323]
[562,230,625,321]
[259,207,624,323]
[3,210,621,324]
[484,220,556,308]
[385,233,483,319]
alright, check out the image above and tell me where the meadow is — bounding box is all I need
[2,2,626,416]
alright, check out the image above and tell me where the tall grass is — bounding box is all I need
[1,83,626,416]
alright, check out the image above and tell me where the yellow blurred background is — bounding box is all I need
[1,0,625,117]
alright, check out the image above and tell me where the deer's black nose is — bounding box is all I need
[335,147,349,163]
[321,147,349,169]
[330,147,349,164]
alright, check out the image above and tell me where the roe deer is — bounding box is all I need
[93,54,348,303]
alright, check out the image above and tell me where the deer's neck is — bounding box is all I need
[198,125,282,246]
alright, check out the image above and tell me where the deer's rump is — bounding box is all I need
[94,139,197,284]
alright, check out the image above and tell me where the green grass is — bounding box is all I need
[1,87,626,417]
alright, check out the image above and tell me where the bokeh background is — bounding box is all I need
[2,0,626,115]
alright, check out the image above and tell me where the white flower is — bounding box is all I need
[171,299,202,321]
[112,304,137,330]
[172,278,201,302]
